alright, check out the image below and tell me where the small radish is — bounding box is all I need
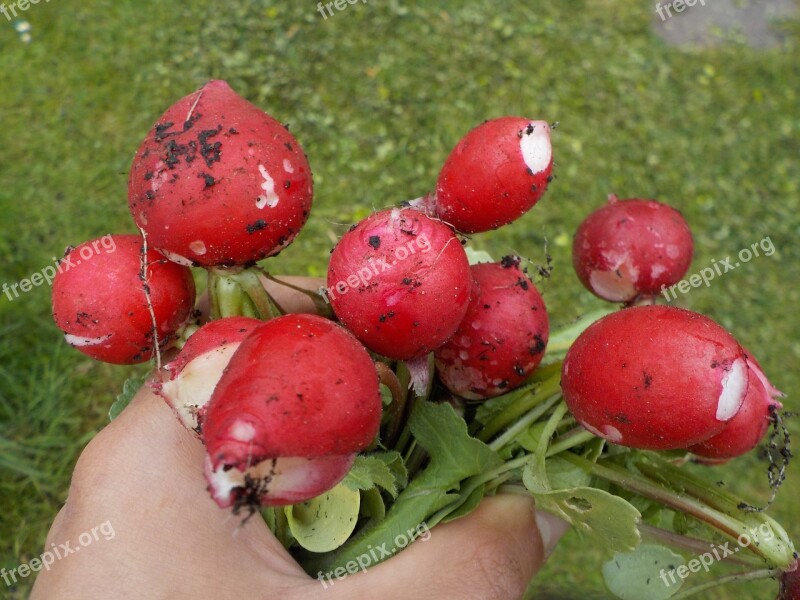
[434,258,549,399]
[128,80,313,267]
[202,314,381,509]
[156,316,262,432]
[689,351,784,460]
[572,195,693,303]
[432,117,553,233]
[52,234,195,365]
[325,207,471,361]
[561,305,749,450]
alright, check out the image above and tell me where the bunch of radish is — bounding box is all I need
[50,81,796,599]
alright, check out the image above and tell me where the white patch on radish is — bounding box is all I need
[283,159,294,173]
[458,350,469,360]
[666,245,680,259]
[256,164,280,209]
[160,344,240,431]
[159,249,194,266]
[230,420,256,443]
[471,321,481,330]
[189,240,207,256]
[650,264,668,279]
[588,269,637,302]
[716,358,747,421]
[519,122,552,175]
[205,454,355,508]
[64,333,110,347]
[603,425,623,443]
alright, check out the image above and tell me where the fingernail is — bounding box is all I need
[534,512,570,557]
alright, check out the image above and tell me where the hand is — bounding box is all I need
[31,277,568,600]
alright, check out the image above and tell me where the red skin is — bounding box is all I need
[779,561,800,600]
[561,306,749,450]
[163,316,261,378]
[689,351,783,459]
[326,207,471,360]
[202,314,382,464]
[434,260,549,400]
[572,195,693,303]
[128,80,313,267]
[434,117,553,233]
[52,234,195,365]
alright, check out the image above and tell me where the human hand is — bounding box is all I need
[31,277,568,600]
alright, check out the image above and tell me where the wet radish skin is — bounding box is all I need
[326,207,471,360]
[434,117,553,233]
[561,305,749,450]
[572,196,693,303]
[128,80,313,267]
[435,260,549,400]
[52,234,195,364]
[202,314,382,463]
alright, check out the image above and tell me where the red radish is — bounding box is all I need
[202,314,381,509]
[572,195,693,303]
[52,234,195,365]
[325,207,471,361]
[689,351,784,460]
[432,117,553,233]
[128,80,313,267]
[561,305,749,450]
[156,316,262,432]
[434,258,549,399]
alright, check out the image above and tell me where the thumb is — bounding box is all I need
[328,494,569,600]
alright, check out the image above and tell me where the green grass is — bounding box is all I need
[1,1,798,598]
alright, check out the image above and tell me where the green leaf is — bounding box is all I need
[602,544,685,599]
[285,482,361,553]
[409,402,503,489]
[524,458,642,553]
[546,455,592,490]
[440,483,485,524]
[360,487,386,520]
[464,247,494,265]
[343,453,405,498]
[474,392,519,427]
[308,402,501,575]
[109,374,147,421]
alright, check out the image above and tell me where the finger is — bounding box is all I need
[323,494,569,600]
[32,387,308,600]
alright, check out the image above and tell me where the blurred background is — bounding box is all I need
[0,1,798,598]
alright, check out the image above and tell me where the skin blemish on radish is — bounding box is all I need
[256,164,280,209]
[650,264,668,279]
[717,357,748,421]
[64,333,110,347]
[603,425,623,442]
[283,159,294,173]
[588,269,637,302]
[160,249,194,266]
[519,122,552,175]
[230,420,256,443]
[189,240,207,256]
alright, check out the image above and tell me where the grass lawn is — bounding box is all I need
[1,1,798,598]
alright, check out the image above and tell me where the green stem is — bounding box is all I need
[235,269,282,320]
[669,568,780,599]
[637,523,761,568]
[257,269,334,317]
[488,394,562,452]
[478,371,562,442]
[546,428,596,457]
[562,453,795,568]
